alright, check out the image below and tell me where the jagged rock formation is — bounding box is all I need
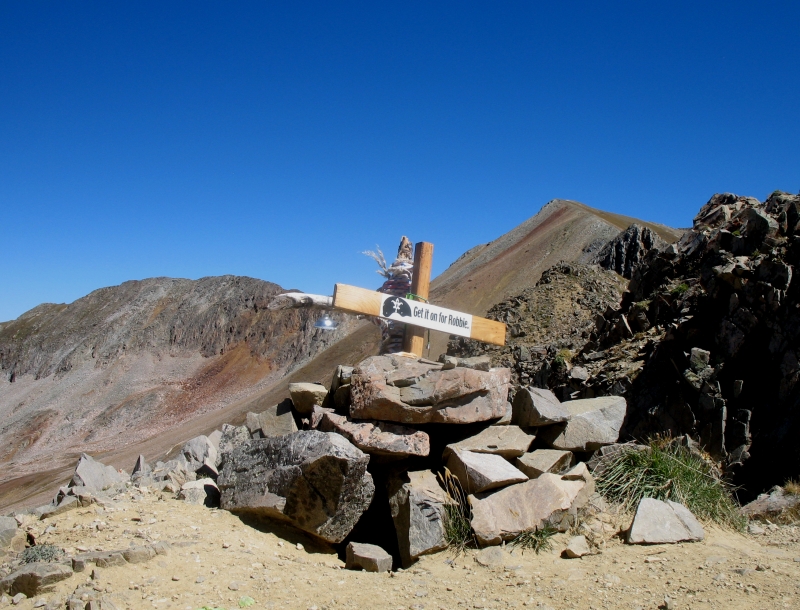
[593,224,667,278]
[0,276,356,484]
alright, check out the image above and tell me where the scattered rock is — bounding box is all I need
[740,486,800,521]
[439,355,492,371]
[475,546,507,567]
[515,449,574,479]
[318,411,430,458]
[627,498,704,544]
[387,470,447,567]
[217,431,375,543]
[446,449,527,494]
[538,396,627,451]
[350,354,510,424]
[245,399,298,438]
[512,387,569,426]
[70,454,126,492]
[443,425,535,459]
[345,542,393,573]
[288,382,328,415]
[178,478,220,507]
[181,435,219,472]
[563,535,591,558]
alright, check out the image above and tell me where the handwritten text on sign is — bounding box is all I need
[379,294,473,337]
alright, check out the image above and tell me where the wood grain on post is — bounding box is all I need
[404,241,434,356]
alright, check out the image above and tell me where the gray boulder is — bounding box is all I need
[627,498,704,544]
[178,478,220,507]
[446,449,527,494]
[288,382,329,414]
[0,518,24,554]
[387,470,447,567]
[443,425,534,459]
[350,354,510,424]
[70,454,127,491]
[181,435,219,472]
[330,365,354,393]
[538,396,627,451]
[245,399,298,438]
[131,455,150,477]
[218,424,251,457]
[0,562,73,596]
[515,449,574,478]
[345,542,392,573]
[512,387,569,426]
[217,431,374,543]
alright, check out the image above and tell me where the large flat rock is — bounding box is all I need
[470,472,591,546]
[387,469,447,567]
[317,411,430,458]
[512,387,569,426]
[350,354,510,424]
[217,431,374,543]
[0,562,73,597]
[289,382,329,415]
[446,449,527,494]
[627,498,705,544]
[443,425,534,459]
[538,396,627,451]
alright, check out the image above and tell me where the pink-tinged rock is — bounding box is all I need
[443,425,535,459]
[317,411,430,458]
[470,473,590,546]
[350,355,510,424]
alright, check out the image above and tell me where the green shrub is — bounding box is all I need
[553,348,572,369]
[670,283,689,295]
[21,544,65,564]
[595,438,745,530]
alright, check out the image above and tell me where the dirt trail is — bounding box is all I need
[10,489,800,610]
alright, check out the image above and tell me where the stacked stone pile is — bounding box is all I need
[10,352,642,570]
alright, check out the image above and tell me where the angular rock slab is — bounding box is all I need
[246,398,298,438]
[0,562,73,596]
[446,449,527,494]
[387,470,447,567]
[217,431,374,543]
[513,387,569,426]
[70,453,127,491]
[350,354,510,424]
[345,542,393,572]
[470,473,590,546]
[443,425,534,459]
[318,411,429,457]
[538,396,627,451]
[627,498,704,544]
[515,449,574,479]
[181,435,219,471]
[289,382,329,414]
[564,535,591,558]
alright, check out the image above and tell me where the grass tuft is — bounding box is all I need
[670,282,689,295]
[785,479,800,496]
[595,438,745,530]
[437,467,476,554]
[509,526,557,554]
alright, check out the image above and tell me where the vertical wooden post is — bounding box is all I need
[403,241,434,356]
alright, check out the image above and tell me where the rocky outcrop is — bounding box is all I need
[350,354,510,424]
[445,449,527,494]
[70,454,127,491]
[538,396,627,451]
[443,425,534,459]
[512,387,568,426]
[594,224,667,279]
[217,431,375,543]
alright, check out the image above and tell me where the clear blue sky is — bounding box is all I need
[1,2,798,322]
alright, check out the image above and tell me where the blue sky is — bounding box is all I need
[1,2,798,322]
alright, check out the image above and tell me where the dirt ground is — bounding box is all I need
[6,488,800,610]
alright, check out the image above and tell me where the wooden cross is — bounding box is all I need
[332,241,506,354]
[267,241,507,355]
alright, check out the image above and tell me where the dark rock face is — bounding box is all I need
[217,431,375,543]
[593,224,667,279]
